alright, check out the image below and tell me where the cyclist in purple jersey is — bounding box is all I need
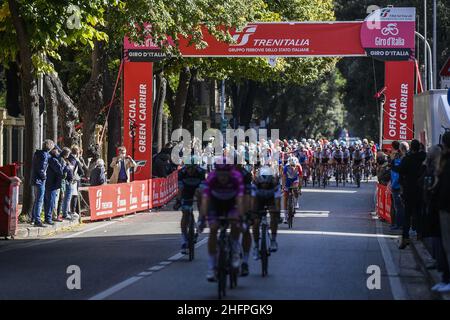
[198,158,245,282]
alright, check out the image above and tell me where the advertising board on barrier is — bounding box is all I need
[88,173,177,221]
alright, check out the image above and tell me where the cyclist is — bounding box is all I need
[362,144,374,178]
[342,144,351,182]
[251,165,282,258]
[320,144,331,181]
[236,161,254,277]
[332,146,344,181]
[198,157,245,282]
[352,145,364,183]
[282,156,302,223]
[174,156,206,254]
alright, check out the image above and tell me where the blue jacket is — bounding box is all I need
[45,156,64,191]
[31,150,50,186]
[390,157,402,190]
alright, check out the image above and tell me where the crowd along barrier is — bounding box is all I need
[376,182,392,224]
[87,171,178,221]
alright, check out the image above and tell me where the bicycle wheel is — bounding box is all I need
[288,195,294,229]
[342,168,346,187]
[260,223,268,277]
[188,212,195,261]
[335,166,339,187]
[217,239,227,299]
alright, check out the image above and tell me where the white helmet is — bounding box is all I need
[288,156,296,166]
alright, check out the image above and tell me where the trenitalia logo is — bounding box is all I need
[380,9,390,18]
[232,25,257,46]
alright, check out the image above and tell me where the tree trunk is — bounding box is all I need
[182,69,198,134]
[45,72,79,147]
[170,66,191,130]
[106,64,121,177]
[153,71,167,152]
[239,80,256,128]
[162,113,168,146]
[79,40,104,158]
[8,0,40,219]
[44,75,58,143]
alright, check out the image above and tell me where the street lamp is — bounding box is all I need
[415,31,434,90]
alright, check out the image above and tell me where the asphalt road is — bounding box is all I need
[0,179,430,300]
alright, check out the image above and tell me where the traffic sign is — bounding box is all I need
[439,57,450,77]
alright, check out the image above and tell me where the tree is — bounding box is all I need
[0,0,111,218]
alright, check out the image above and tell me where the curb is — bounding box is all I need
[15,218,82,239]
[410,239,450,300]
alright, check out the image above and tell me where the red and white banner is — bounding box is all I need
[178,22,366,57]
[88,171,178,221]
[123,61,153,181]
[383,60,415,142]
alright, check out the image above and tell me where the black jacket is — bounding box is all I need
[45,156,64,191]
[391,151,426,196]
[90,166,106,186]
[31,150,50,185]
[438,152,450,212]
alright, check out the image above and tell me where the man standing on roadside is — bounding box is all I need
[31,139,55,227]
[438,132,450,292]
[392,140,426,249]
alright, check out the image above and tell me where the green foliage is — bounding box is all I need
[0,0,115,74]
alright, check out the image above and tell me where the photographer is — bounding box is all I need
[109,146,137,184]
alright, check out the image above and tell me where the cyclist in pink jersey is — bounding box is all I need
[198,158,245,282]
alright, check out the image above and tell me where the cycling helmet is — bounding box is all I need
[288,156,296,166]
[256,165,276,184]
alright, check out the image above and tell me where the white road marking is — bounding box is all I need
[295,211,329,218]
[88,237,209,300]
[375,219,407,300]
[302,189,357,194]
[277,229,400,239]
[89,276,143,300]
[148,265,165,271]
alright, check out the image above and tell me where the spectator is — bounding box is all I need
[437,131,450,292]
[420,144,450,293]
[110,146,136,183]
[44,147,64,224]
[87,144,101,180]
[68,146,85,218]
[390,142,404,232]
[392,139,426,249]
[90,159,106,186]
[376,152,390,185]
[31,139,55,227]
[390,140,400,161]
[152,152,171,178]
[60,147,75,220]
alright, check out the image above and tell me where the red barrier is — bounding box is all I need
[376,184,386,220]
[88,171,178,221]
[384,185,392,224]
[376,183,392,224]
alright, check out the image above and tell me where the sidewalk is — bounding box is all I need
[410,238,450,300]
[15,217,83,239]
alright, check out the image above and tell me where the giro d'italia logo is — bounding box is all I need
[232,25,257,46]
